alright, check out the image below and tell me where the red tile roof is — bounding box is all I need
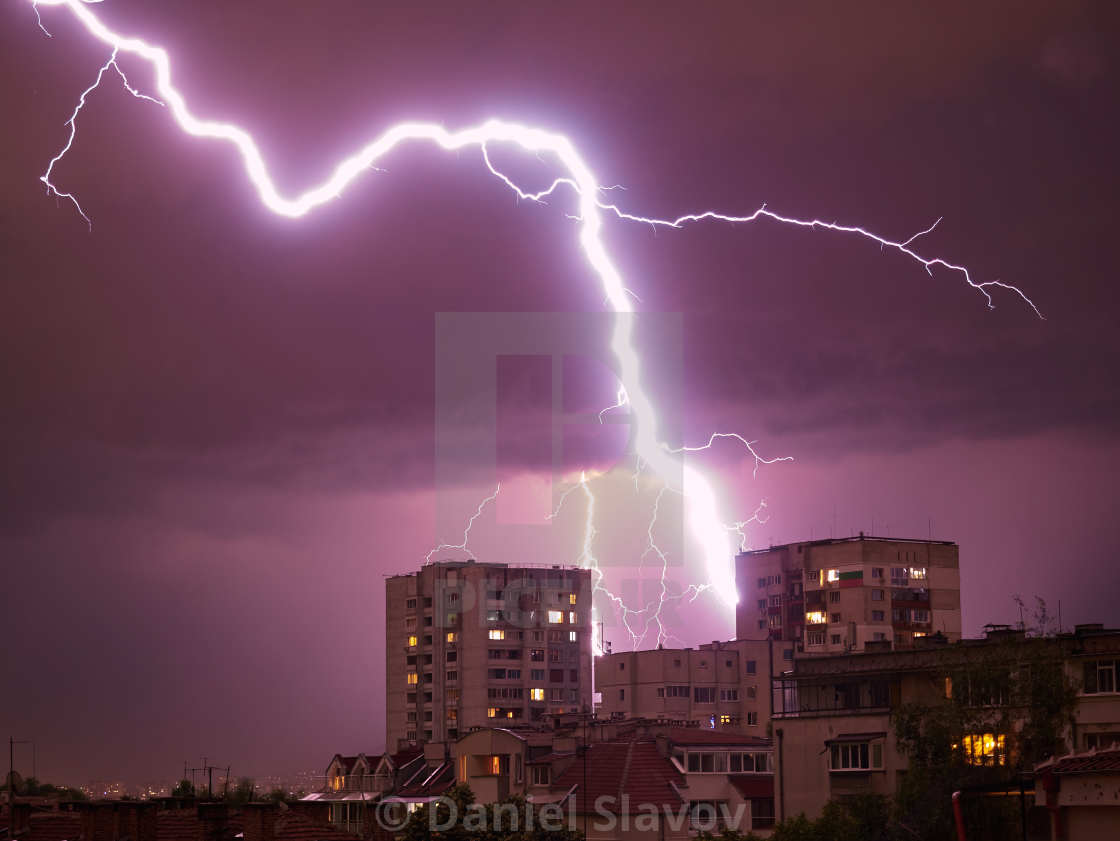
[274,811,360,841]
[1038,746,1120,774]
[552,740,684,814]
[389,749,423,769]
[156,810,202,841]
[26,812,82,841]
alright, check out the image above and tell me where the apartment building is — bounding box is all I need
[594,638,780,733]
[769,624,1120,821]
[385,560,593,750]
[736,534,961,653]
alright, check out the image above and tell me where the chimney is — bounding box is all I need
[241,803,277,841]
[196,803,228,841]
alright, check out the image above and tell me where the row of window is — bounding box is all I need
[408,591,579,609]
[635,686,756,702]
[488,667,579,682]
[490,629,579,642]
[682,751,773,773]
[830,741,884,771]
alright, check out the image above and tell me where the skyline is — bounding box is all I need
[2,0,1118,785]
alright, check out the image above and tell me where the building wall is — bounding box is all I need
[595,639,776,732]
[774,712,898,821]
[386,561,593,751]
[735,536,961,653]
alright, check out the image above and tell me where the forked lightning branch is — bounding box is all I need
[27,0,1041,649]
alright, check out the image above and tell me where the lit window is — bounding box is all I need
[569,611,578,624]
[719,714,732,725]
[447,632,456,643]
[489,629,505,640]
[959,734,1006,766]
[909,567,927,580]
[530,688,545,701]
[407,672,418,685]
[826,569,840,582]
[408,635,418,647]
[569,631,578,642]
[569,593,577,605]
[548,610,563,624]
[805,611,827,625]
[507,710,514,718]
[487,707,498,718]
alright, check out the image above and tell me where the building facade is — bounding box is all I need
[385,560,593,750]
[594,638,779,733]
[736,534,961,653]
[769,624,1120,821]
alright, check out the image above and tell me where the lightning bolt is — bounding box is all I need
[424,483,501,564]
[28,0,1043,641]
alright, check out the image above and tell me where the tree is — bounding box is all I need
[892,631,1077,841]
[266,788,288,803]
[400,786,583,841]
[172,779,195,798]
[226,778,256,804]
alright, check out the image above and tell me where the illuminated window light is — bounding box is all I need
[806,611,827,625]
[489,629,505,640]
[407,672,418,685]
[548,611,563,624]
[408,635,418,647]
[447,632,456,643]
[569,593,577,605]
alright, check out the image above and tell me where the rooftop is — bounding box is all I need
[1037,745,1120,775]
[738,533,956,556]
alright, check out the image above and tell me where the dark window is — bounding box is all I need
[746,660,757,674]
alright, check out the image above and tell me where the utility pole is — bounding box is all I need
[9,737,33,841]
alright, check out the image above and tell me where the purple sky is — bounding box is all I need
[1,0,1118,785]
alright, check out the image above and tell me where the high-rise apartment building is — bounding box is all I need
[735,535,961,653]
[385,560,593,751]
[595,638,779,733]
